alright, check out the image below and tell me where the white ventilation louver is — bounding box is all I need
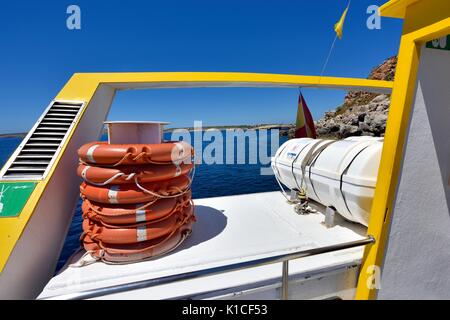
[0,101,85,180]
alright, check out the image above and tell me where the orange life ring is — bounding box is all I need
[78,141,193,166]
[82,217,194,263]
[82,191,192,225]
[82,203,193,244]
[77,162,193,185]
[78,138,195,263]
[80,174,191,204]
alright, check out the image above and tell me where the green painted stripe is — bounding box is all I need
[0,182,37,218]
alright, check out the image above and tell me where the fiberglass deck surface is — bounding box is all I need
[39,191,366,299]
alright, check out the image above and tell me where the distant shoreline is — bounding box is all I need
[0,133,27,139]
[0,124,296,140]
[163,124,294,132]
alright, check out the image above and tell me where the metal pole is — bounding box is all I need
[281,261,289,300]
[43,236,375,300]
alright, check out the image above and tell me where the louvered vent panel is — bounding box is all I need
[1,101,84,180]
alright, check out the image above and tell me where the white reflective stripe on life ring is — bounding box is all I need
[108,185,120,204]
[137,225,147,242]
[135,210,146,223]
[86,145,100,163]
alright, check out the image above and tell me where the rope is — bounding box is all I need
[80,152,193,187]
[82,196,160,217]
[74,144,196,267]
[82,171,136,187]
[75,203,194,267]
[319,34,338,81]
[273,139,337,213]
[83,151,193,168]
[68,249,100,268]
[134,179,191,199]
[133,164,195,199]
[135,198,160,210]
[273,168,292,202]
[294,201,318,215]
[272,143,294,202]
[80,161,192,186]
[99,229,192,265]
[76,204,195,267]
[97,214,194,265]
[112,152,133,167]
[81,150,192,168]
[89,201,189,229]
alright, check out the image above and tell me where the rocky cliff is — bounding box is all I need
[315,56,397,139]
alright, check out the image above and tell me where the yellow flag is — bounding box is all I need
[334,4,349,39]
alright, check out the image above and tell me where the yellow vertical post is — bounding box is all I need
[356,0,450,299]
[355,37,421,300]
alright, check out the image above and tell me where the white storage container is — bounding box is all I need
[272,138,316,190]
[271,137,383,226]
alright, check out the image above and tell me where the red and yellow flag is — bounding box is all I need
[295,93,317,139]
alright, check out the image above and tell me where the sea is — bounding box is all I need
[0,130,288,271]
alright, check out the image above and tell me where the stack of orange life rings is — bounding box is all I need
[77,141,195,263]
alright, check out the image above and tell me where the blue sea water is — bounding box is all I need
[0,131,287,272]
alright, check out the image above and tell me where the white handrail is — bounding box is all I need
[41,236,375,300]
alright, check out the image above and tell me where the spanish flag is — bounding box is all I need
[334,2,350,40]
[295,93,317,139]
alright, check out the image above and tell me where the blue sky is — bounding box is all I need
[0,0,402,133]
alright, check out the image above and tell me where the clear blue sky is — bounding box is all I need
[0,0,402,133]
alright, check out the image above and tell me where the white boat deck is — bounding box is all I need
[38,191,367,300]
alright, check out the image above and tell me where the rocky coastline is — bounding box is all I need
[313,56,397,139]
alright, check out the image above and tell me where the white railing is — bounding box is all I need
[43,236,375,300]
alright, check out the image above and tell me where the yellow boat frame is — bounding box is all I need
[356,0,450,299]
[0,0,449,300]
[0,73,392,275]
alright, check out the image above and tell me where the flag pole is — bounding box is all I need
[318,0,352,83]
[319,33,338,79]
